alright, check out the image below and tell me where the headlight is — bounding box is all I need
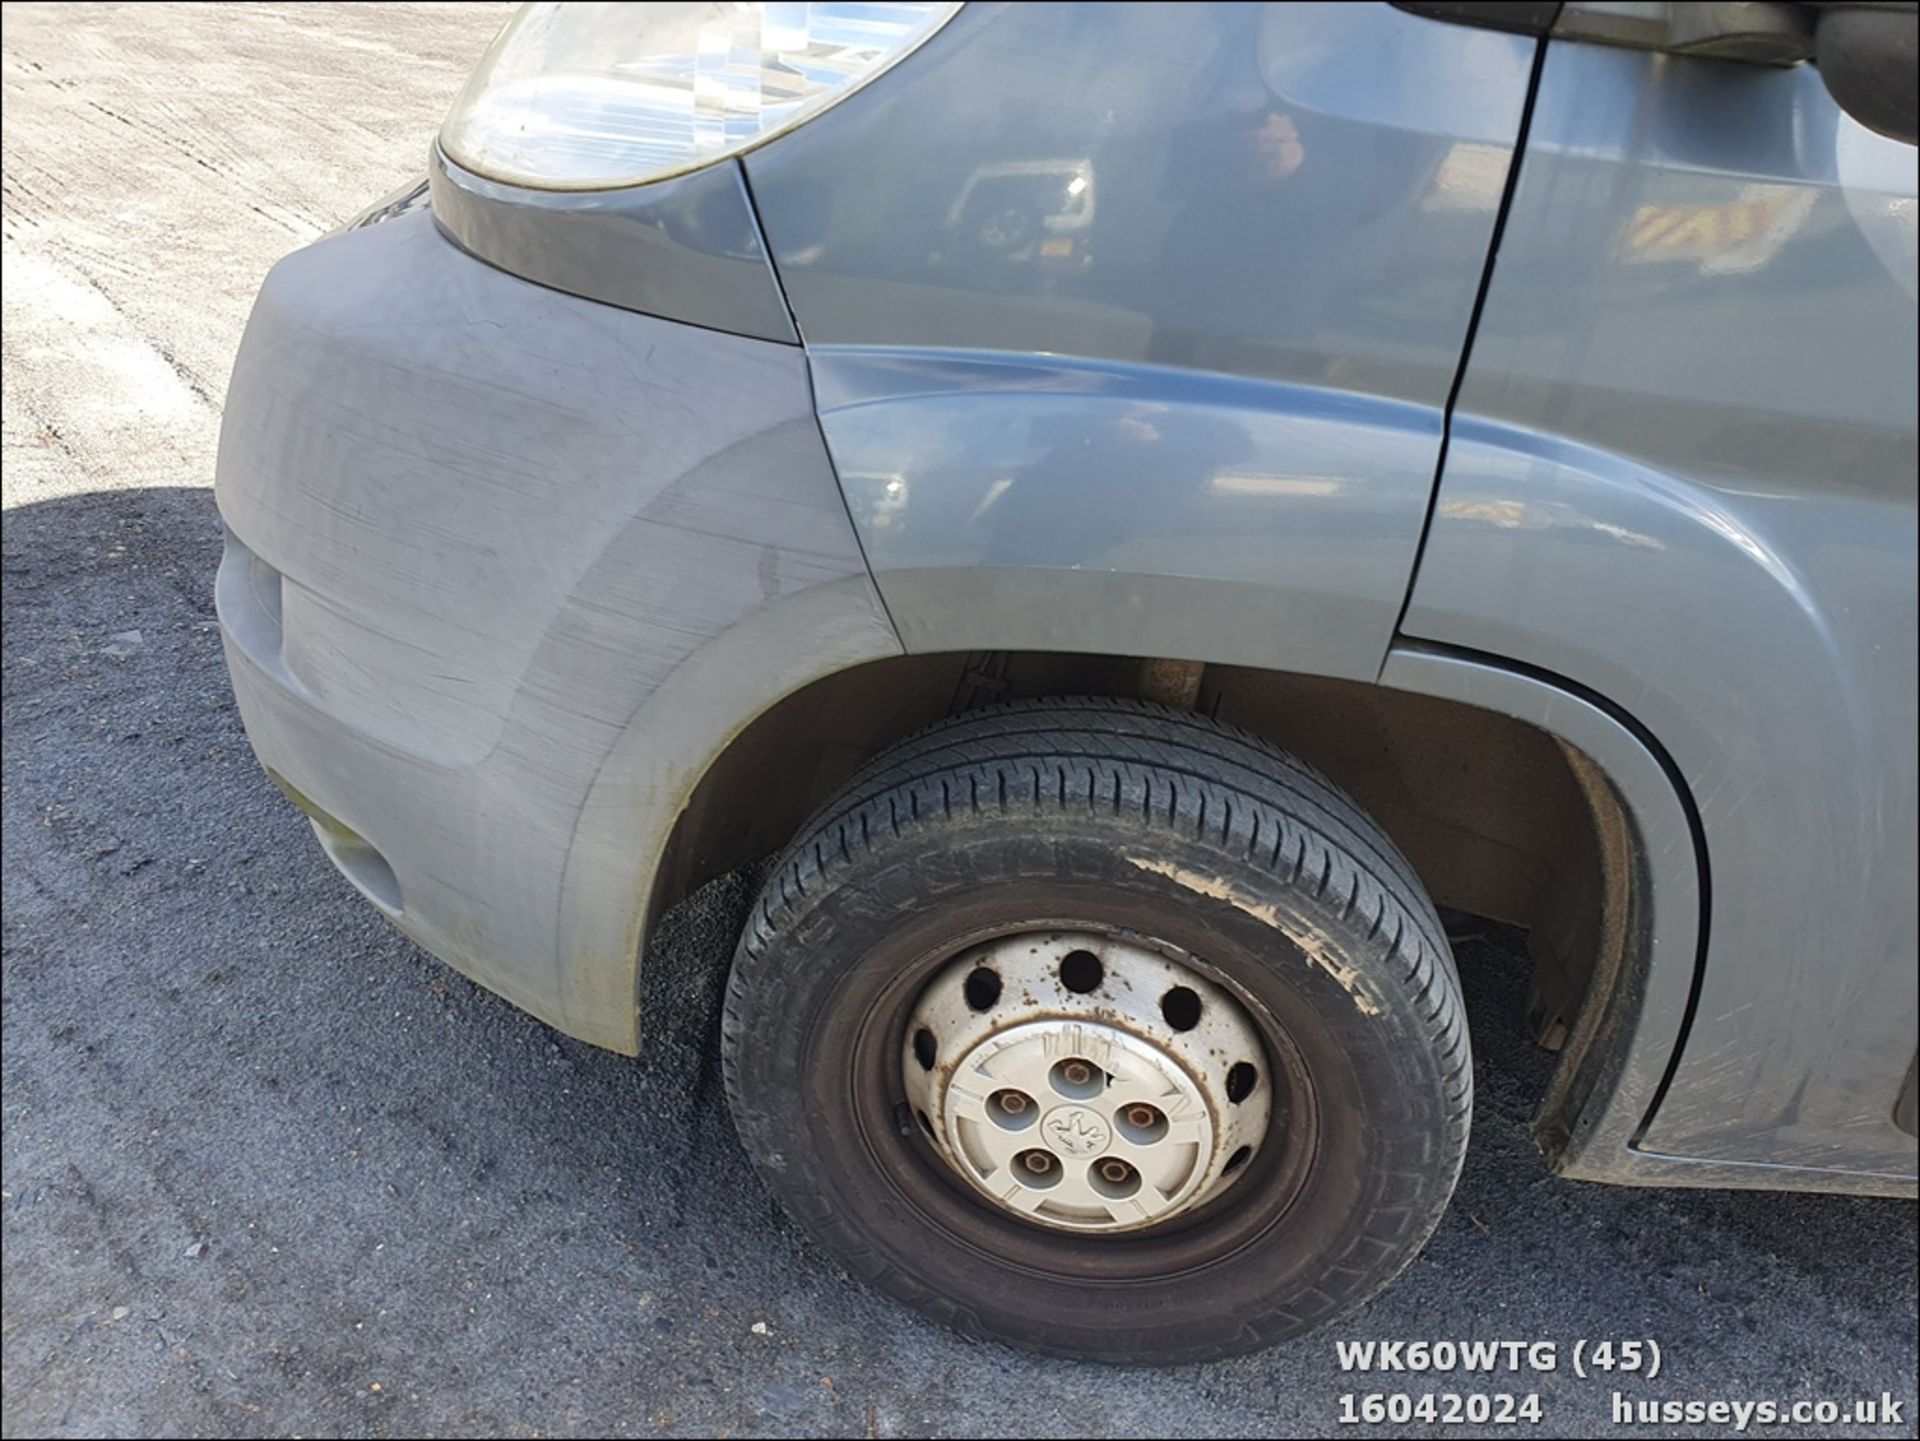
[441,1,960,191]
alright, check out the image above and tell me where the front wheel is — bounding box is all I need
[721,699,1470,1363]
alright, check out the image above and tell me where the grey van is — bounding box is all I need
[214,1,1919,1362]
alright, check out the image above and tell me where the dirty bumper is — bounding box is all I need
[214,209,898,1050]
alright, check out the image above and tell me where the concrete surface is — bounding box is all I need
[2,4,1914,1437]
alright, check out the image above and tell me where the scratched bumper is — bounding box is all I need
[212,207,870,1050]
[214,520,578,1031]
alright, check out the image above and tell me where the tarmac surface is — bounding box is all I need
[3,4,1915,1436]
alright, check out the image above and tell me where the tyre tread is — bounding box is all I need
[722,697,1471,1364]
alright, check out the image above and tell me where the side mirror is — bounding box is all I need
[1813,2,1919,145]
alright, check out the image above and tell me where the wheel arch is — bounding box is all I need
[634,641,1703,1179]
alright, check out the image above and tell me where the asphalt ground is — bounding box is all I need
[3,4,1915,1437]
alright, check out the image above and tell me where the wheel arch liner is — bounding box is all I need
[1379,642,1700,1183]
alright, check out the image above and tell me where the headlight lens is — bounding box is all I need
[441,1,959,191]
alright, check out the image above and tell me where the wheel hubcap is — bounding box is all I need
[902,931,1272,1233]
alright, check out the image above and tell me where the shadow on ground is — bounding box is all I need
[3,485,1914,1439]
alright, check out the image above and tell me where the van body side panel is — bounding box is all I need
[746,1,1534,678]
[1405,43,1919,1177]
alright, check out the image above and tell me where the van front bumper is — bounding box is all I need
[214,207,895,1050]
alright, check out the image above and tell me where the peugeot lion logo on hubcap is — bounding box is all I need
[1043,1105,1112,1157]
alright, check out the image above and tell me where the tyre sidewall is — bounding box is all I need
[727,813,1463,1362]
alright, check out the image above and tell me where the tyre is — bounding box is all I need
[722,698,1470,1363]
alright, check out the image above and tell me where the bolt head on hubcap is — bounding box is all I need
[902,931,1272,1233]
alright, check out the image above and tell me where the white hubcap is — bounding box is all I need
[903,931,1272,1233]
